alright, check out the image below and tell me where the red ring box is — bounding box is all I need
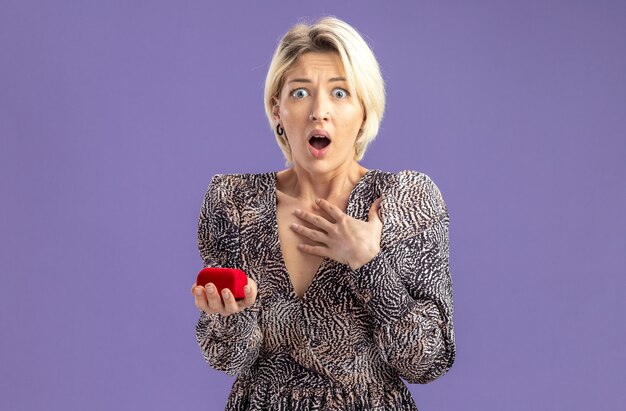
[196,267,248,300]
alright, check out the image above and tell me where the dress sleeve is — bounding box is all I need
[195,174,262,376]
[347,173,455,384]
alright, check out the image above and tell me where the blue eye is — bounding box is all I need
[291,88,309,99]
[333,88,349,99]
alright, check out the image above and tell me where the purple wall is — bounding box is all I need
[1,1,624,410]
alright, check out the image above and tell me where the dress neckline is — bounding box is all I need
[268,169,376,301]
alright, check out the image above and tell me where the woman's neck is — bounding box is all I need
[276,161,369,205]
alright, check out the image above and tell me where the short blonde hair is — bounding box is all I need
[264,16,386,164]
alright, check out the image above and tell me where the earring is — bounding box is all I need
[276,123,284,136]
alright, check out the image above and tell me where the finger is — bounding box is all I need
[315,198,345,221]
[205,283,224,313]
[298,243,330,258]
[193,285,210,312]
[290,222,326,243]
[368,197,383,222]
[294,208,333,232]
[242,278,257,307]
[221,288,240,314]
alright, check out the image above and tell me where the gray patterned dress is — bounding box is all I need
[195,169,455,410]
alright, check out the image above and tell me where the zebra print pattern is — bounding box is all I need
[196,169,455,410]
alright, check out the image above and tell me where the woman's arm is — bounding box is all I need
[348,214,455,384]
[195,174,262,376]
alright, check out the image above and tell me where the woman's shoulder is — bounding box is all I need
[203,172,275,206]
[376,169,448,217]
[206,171,274,192]
[373,169,449,246]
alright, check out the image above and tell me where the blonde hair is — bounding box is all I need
[264,16,386,164]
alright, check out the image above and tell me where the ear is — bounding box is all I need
[271,96,281,121]
[357,116,366,138]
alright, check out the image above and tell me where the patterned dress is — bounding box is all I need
[195,169,455,410]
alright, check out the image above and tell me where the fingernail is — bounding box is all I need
[294,208,302,215]
[206,285,215,294]
[244,285,251,294]
[222,290,230,300]
[315,198,320,204]
[291,223,299,229]
[194,288,203,296]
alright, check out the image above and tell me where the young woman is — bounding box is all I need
[191,16,455,410]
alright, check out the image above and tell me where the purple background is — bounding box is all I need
[1,1,625,410]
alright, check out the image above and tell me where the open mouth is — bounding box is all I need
[309,136,331,149]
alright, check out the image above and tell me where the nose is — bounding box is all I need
[309,93,331,122]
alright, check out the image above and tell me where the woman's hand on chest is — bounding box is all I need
[290,197,383,270]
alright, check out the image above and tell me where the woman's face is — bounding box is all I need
[273,51,365,174]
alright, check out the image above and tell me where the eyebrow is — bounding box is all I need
[287,77,347,84]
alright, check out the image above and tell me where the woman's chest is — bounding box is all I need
[275,200,325,299]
